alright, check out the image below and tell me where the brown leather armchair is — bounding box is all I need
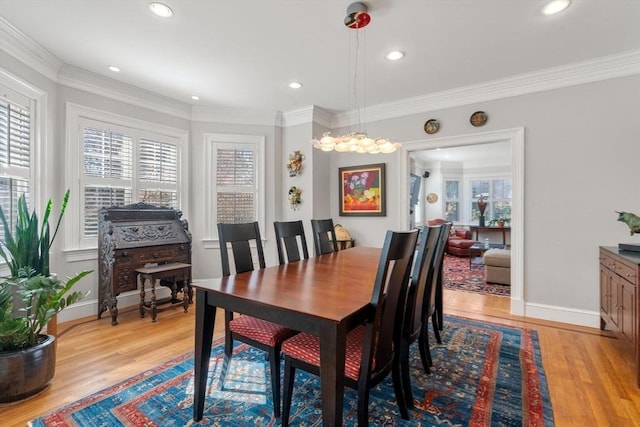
[427,219,479,257]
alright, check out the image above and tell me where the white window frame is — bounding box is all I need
[203,133,265,248]
[65,103,189,259]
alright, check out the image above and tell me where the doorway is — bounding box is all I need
[399,128,524,316]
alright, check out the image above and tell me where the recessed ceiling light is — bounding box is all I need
[385,50,405,61]
[542,0,571,15]
[191,95,200,100]
[149,2,174,18]
[108,66,120,72]
[289,82,303,89]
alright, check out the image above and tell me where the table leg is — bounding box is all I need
[194,289,216,421]
[150,279,157,322]
[139,274,145,318]
[319,326,346,427]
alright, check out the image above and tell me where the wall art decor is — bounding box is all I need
[339,163,386,216]
[288,186,302,210]
[287,151,305,177]
[470,111,488,127]
[424,119,440,134]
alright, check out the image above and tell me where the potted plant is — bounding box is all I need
[0,190,92,402]
[488,216,511,228]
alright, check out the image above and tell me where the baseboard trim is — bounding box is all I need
[524,302,600,329]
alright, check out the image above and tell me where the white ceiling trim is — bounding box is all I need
[2,16,639,128]
[332,49,640,129]
[0,17,62,82]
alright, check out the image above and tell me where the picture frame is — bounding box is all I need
[339,163,386,216]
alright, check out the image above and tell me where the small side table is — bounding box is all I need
[336,239,355,250]
[136,262,191,322]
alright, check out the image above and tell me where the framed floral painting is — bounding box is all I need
[339,163,386,216]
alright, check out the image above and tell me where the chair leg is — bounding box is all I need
[219,333,233,388]
[431,312,442,344]
[392,343,411,418]
[418,326,432,374]
[281,358,295,427]
[357,383,371,427]
[269,348,281,418]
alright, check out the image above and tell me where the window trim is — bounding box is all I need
[203,133,265,248]
[65,102,189,257]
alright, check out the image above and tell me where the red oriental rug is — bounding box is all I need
[443,254,511,297]
[30,315,553,426]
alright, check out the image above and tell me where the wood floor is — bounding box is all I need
[2,290,639,426]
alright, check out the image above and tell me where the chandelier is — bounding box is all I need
[312,2,401,154]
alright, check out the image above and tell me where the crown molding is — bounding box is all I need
[331,49,640,128]
[58,65,192,120]
[192,106,282,127]
[0,17,62,81]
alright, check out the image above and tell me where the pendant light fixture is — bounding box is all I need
[312,2,401,154]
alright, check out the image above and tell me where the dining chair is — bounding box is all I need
[280,229,419,426]
[273,220,309,265]
[393,224,442,417]
[310,218,338,256]
[217,221,298,417]
[417,222,451,374]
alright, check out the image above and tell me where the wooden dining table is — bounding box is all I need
[192,246,382,427]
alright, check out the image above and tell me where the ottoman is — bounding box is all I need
[483,249,511,285]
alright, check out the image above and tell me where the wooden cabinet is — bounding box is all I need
[599,246,639,387]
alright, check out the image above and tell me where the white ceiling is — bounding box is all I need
[1,0,639,115]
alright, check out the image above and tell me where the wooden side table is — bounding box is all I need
[136,262,191,322]
[337,239,355,250]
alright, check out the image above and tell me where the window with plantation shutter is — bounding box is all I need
[205,133,264,242]
[72,109,185,245]
[0,95,31,242]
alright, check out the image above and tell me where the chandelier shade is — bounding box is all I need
[312,2,401,154]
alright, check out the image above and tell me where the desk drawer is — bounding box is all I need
[615,261,637,284]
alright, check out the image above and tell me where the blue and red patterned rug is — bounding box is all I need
[443,255,511,297]
[30,315,553,426]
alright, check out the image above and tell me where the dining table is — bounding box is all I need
[191,246,382,427]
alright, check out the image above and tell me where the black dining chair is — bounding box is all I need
[393,225,442,417]
[217,221,299,417]
[417,222,451,371]
[310,218,338,256]
[274,220,309,265]
[280,229,419,426]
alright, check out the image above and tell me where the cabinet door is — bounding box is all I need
[600,264,613,322]
[620,280,637,346]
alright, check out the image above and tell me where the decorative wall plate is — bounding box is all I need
[424,119,440,134]
[470,111,488,127]
[426,192,438,204]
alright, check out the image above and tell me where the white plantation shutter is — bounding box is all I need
[0,96,32,241]
[216,147,256,224]
[81,121,180,238]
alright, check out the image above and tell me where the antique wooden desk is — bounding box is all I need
[98,203,192,325]
[192,247,382,426]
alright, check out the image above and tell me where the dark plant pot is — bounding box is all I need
[479,215,485,227]
[0,334,56,403]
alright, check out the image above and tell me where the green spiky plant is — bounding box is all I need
[0,190,92,351]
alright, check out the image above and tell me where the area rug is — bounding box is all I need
[443,254,511,297]
[30,315,553,426]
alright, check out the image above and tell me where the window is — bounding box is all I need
[205,133,264,242]
[471,177,512,223]
[0,89,32,241]
[66,103,188,251]
[444,180,460,222]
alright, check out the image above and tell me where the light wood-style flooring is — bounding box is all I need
[1,290,639,426]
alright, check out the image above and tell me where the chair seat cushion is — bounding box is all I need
[282,325,365,381]
[229,315,298,346]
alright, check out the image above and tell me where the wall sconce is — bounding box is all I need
[287,151,305,177]
[288,186,302,210]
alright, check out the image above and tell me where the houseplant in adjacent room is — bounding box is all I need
[0,190,92,402]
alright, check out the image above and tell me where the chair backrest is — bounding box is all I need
[217,222,266,277]
[361,229,419,381]
[310,218,338,256]
[422,222,451,322]
[403,225,442,341]
[273,220,309,265]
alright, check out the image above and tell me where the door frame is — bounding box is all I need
[399,127,524,315]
